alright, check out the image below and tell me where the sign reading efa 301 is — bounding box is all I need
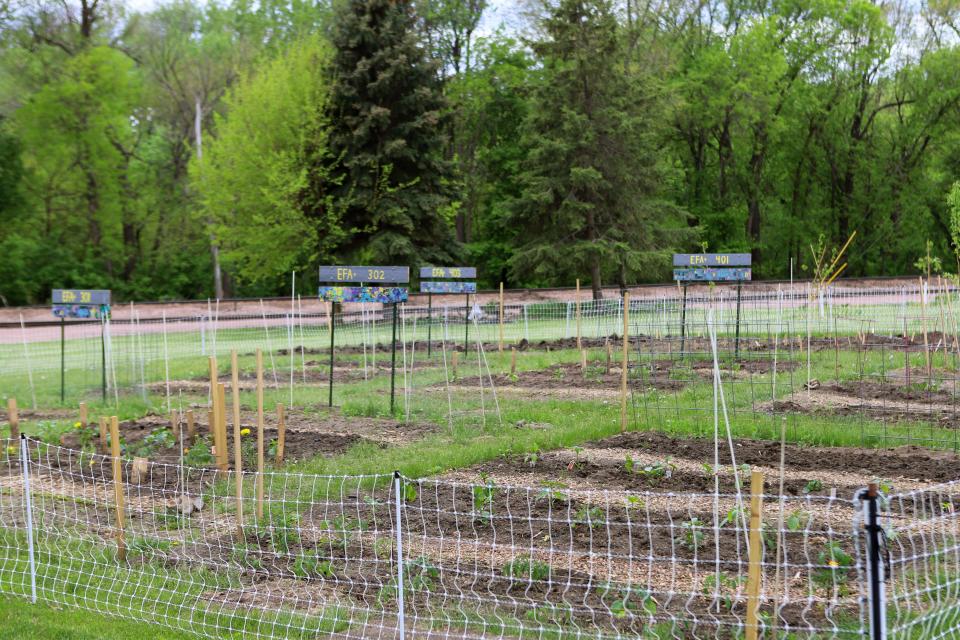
[673,254,752,282]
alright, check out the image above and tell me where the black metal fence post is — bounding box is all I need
[679,283,688,357]
[427,293,432,358]
[60,318,65,404]
[390,303,399,415]
[858,483,887,640]
[328,305,336,407]
[735,281,743,360]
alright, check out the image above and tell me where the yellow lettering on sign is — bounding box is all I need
[80,291,92,303]
[717,255,729,265]
[62,291,77,302]
[432,268,445,278]
[690,255,705,265]
[450,268,461,277]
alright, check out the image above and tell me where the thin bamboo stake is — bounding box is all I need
[7,398,18,442]
[256,349,265,520]
[208,355,219,443]
[499,282,505,352]
[620,293,630,432]
[231,351,244,540]
[605,339,612,374]
[580,349,587,374]
[745,470,765,640]
[510,347,517,376]
[216,383,229,471]
[452,351,459,379]
[171,410,180,442]
[921,277,932,379]
[110,416,126,562]
[275,403,286,465]
[576,278,582,351]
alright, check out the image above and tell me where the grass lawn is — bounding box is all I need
[0,597,194,639]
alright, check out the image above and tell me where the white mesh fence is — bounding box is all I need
[3,436,952,639]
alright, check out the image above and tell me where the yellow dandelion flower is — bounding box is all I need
[88,458,96,467]
[74,421,82,429]
[828,560,839,568]
[184,448,190,454]
[240,428,251,437]
[6,445,15,455]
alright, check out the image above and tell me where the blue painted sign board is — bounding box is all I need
[421,281,477,294]
[674,268,752,282]
[419,267,477,279]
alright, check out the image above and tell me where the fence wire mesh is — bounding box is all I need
[0,438,890,639]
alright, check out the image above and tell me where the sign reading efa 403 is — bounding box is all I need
[673,254,752,282]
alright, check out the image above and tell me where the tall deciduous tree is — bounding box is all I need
[192,35,340,289]
[325,0,458,266]
[511,0,690,298]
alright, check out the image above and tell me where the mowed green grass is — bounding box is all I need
[1,335,959,638]
[0,597,194,639]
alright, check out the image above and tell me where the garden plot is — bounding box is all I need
[770,374,960,426]
[52,409,438,470]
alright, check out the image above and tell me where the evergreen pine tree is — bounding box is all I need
[510,0,691,298]
[324,0,458,265]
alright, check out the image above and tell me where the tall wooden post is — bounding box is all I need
[231,351,244,540]
[256,349,265,519]
[746,470,765,640]
[620,293,630,432]
[98,416,108,453]
[6,398,18,442]
[185,410,196,444]
[510,347,517,376]
[275,404,286,465]
[110,416,126,562]
[216,384,228,471]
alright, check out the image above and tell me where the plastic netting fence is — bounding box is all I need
[1,437,954,639]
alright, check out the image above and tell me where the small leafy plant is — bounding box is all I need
[502,555,551,582]
[677,517,705,550]
[803,479,824,494]
[596,582,657,619]
[703,573,746,612]
[574,504,605,529]
[250,510,301,554]
[812,541,853,592]
[183,438,214,467]
[292,553,335,579]
[472,473,496,525]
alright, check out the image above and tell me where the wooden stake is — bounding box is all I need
[186,410,195,444]
[921,277,931,379]
[256,349,265,520]
[605,339,612,374]
[580,348,587,373]
[499,282,505,352]
[216,383,228,471]
[171,410,180,442]
[510,347,517,376]
[575,278,582,351]
[746,470,765,640]
[98,416,108,453]
[208,356,221,460]
[110,416,126,562]
[231,351,244,540]
[79,402,87,430]
[275,403,286,465]
[6,398,18,442]
[620,293,630,432]
[452,351,459,379]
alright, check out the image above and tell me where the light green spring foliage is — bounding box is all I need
[949,182,960,265]
[192,35,339,285]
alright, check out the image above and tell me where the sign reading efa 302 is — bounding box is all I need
[319,266,409,284]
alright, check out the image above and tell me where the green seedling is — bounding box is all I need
[803,479,824,494]
[502,555,551,582]
[812,541,853,592]
[292,553,335,579]
[472,473,496,525]
[677,517,705,550]
[596,582,657,619]
[574,504,605,529]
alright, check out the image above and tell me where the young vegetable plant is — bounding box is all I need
[574,504,605,529]
[812,541,853,593]
[702,573,746,612]
[677,517,705,550]
[472,473,496,525]
[596,582,657,619]
[503,555,551,582]
[803,479,824,494]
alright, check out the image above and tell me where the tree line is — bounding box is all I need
[1,0,959,304]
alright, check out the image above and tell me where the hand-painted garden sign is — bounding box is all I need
[420,281,477,294]
[318,266,409,413]
[318,286,409,303]
[418,266,478,356]
[673,267,752,282]
[672,254,752,282]
[52,289,112,319]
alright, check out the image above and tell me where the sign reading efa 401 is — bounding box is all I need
[672,254,752,282]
